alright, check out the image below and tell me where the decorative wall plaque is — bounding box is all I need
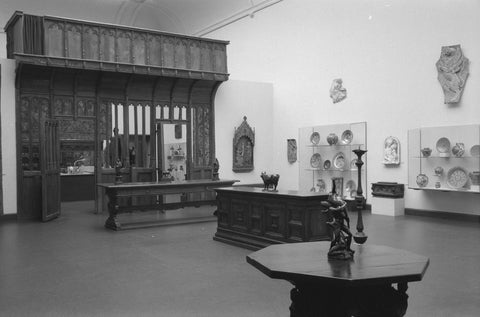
[233,116,255,173]
[329,78,347,104]
[287,139,297,163]
[383,136,400,165]
[436,44,469,104]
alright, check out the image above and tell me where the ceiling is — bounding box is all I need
[1,0,283,36]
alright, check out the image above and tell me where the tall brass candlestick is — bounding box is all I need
[352,148,368,244]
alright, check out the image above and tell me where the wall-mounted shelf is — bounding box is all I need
[299,122,367,199]
[408,124,480,193]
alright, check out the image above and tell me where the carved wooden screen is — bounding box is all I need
[191,104,213,176]
[40,119,61,221]
[20,95,50,171]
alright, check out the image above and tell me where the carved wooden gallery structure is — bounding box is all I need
[5,11,229,220]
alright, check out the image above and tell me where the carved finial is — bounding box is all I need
[243,116,247,121]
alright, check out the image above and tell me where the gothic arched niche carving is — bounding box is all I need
[233,116,255,173]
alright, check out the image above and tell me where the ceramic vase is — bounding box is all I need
[327,133,338,145]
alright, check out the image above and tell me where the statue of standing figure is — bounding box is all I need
[322,180,354,260]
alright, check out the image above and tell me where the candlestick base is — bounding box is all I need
[353,231,368,244]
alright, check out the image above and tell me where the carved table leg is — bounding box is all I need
[104,190,121,230]
[289,283,409,317]
[290,285,350,317]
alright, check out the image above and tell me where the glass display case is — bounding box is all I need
[299,122,367,202]
[408,124,480,193]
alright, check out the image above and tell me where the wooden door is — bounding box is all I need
[40,119,61,221]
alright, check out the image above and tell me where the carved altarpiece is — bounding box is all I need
[233,116,255,173]
[6,12,228,219]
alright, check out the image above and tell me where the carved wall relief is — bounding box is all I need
[287,139,297,163]
[329,78,347,104]
[233,116,255,173]
[436,44,469,104]
[383,136,400,165]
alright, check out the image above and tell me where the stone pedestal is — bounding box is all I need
[372,196,405,216]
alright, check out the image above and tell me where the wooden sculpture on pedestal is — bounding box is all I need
[322,179,354,260]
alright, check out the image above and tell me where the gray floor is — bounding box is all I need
[1,201,479,317]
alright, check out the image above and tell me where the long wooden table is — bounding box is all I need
[247,241,430,317]
[98,179,238,230]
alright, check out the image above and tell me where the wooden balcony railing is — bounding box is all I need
[4,11,229,80]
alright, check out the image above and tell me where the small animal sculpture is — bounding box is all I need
[260,172,280,191]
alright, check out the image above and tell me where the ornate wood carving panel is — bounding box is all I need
[66,24,82,59]
[265,204,285,239]
[233,116,255,172]
[53,96,74,117]
[117,30,132,64]
[20,95,50,170]
[287,207,305,242]
[100,28,115,62]
[58,119,95,141]
[200,43,212,71]
[192,104,211,167]
[148,35,162,66]
[250,203,263,235]
[162,37,175,68]
[231,198,249,231]
[6,12,229,80]
[190,41,201,70]
[83,26,99,60]
[45,21,64,57]
[76,99,95,117]
[132,32,146,65]
[175,39,188,69]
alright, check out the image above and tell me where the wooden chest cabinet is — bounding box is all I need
[214,187,330,250]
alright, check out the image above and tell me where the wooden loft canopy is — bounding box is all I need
[4,11,229,81]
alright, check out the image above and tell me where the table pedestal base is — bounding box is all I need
[290,283,408,317]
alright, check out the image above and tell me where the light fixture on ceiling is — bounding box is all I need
[249,0,256,18]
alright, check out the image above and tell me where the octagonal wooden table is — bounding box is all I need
[247,241,429,317]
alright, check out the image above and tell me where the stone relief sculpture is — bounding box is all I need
[329,78,347,103]
[383,136,400,165]
[436,44,469,104]
[287,139,297,163]
[233,116,255,173]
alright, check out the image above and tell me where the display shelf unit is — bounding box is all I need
[299,122,367,201]
[408,124,480,193]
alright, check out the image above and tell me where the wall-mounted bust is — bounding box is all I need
[329,78,347,104]
[436,44,469,104]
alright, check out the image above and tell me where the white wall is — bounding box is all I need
[1,59,17,214]
[209,0,480,215]
[215,80,274,185]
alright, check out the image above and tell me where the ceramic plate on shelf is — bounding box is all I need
[350,158,357,170]
[447,166,469,189]
[323,160,331,170]
[341,130,353,145]
[470,144,480,157]
[317,179,327,192]
[333,152,346,169]
[345,180,356,197]
[310,132,320,145]
[416,173,429,187]
[310,153,322,168]
[436,137,451,155]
